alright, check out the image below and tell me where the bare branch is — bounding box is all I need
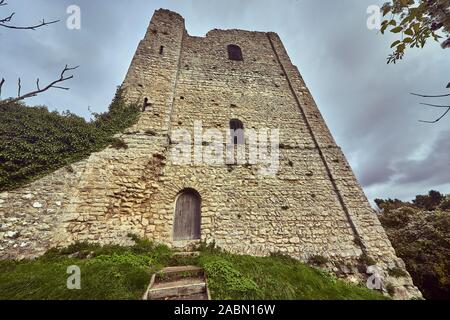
[17,77,21,97]
[0,78,4,97]
[0,65,79,106]
[411,92,450,98]
[0,12,14,24]
[420,103,450,108]
[419,107,450,124]
[0,1,59,30]
[0,17,59,30]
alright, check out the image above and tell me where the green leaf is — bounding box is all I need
[391,40,401,48]
[404,28,414,36]
[381,22,389,34]
[403,37,413,43]
[391,27,403,33]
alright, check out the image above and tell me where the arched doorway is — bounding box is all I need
[173,189,201,241]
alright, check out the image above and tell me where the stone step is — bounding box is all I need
[148,278,206,300]
[155,265,203,283]
[160,265,202,274]
[172,251,200,257]
[156,292,209,300]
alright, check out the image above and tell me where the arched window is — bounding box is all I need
[230,119,244,145]
[227,44,243,61]
[173,189,201,241]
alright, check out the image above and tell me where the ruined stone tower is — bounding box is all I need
[0,9,421,298]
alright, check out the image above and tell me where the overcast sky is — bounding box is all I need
[1,0,449,204]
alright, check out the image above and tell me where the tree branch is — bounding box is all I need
[0,65,79,106]
[420,103,450,108]
[0,1,59,30]
[0,77,4,97]
[419,107,450,124]
[411,92,450,98]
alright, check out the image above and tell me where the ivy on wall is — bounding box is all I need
[0,89,140,191]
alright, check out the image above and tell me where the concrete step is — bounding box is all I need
[148,278,206,300]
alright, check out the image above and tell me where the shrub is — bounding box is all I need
[413,190,444,211]
[359,253,376,267]
[379,193,450,300]
[308,255,329,266]
[379,208,413,228]
[386,283,396,296]
[439,198,450,211]
[109,138,128,150]
[88,252,153,269]
[202,258,260,298]
[388,267,408,278]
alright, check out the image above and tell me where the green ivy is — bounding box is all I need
[0,88,140,191]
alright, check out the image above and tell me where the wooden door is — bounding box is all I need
[173,190,201,241]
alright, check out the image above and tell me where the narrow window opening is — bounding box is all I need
[227,44,243,61]
[230,119,244,145]
[142,97,151,112]
[159,46,164,55]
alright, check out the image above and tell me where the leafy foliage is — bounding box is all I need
[378,191,450,299]
[308,255,329,266]
[381,0,450,63]
[412,190,445,210]
[0,88,140,191]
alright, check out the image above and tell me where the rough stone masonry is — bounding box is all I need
[0,9,421,299]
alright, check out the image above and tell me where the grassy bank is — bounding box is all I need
[0,238,387,300]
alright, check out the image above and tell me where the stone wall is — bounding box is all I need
[0,9,421,299]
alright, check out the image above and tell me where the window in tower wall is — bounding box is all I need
[230,119,244,145]
[227,44,243,61]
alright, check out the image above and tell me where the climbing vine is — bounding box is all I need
[0,88,140,191]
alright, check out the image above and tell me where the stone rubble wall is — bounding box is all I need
[0,9,421,299]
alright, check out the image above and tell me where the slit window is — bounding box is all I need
[159,46,164,55]
[230,119,244,145]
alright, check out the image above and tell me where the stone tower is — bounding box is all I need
[0,9,421,299]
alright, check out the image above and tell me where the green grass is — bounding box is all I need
[196,249,387,300]
[0,238,388,300]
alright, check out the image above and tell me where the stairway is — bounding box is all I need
[143,265,210,300]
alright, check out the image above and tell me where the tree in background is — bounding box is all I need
[377,191,450,299]
[380,0,449,123]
